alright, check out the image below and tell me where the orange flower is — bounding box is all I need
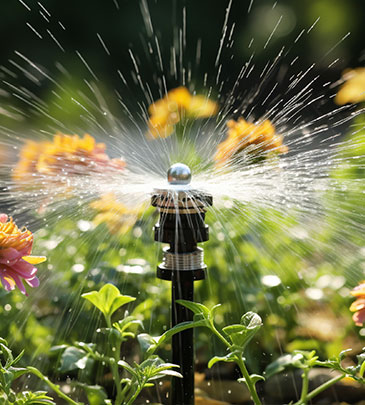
[90,193,143,236]
[0,214,46,295]
[13,133,125,183]
[13,140,47,182]
[215,118,288,168]
[350,281,365,326]
[335,68,365,105]
[147,87,218,138]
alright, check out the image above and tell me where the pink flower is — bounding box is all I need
[0,215,46,295]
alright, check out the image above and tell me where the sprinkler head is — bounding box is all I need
[152,163,212,213]
[167,163,191,185]
[151,164,213,280]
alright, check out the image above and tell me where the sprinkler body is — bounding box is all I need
[152,164,212,405]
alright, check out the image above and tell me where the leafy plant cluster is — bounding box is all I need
[1,284,364,404]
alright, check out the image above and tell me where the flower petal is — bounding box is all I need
[350,282,365,297]
[0,274,15,291]
[0,214,8,223]
[22,255,47,265]
[9,261,37,278]
[0,247,22,265]
[25,276,39,288]
[353,309,365,326]
[350,298,365,312]
[7,273,27,295]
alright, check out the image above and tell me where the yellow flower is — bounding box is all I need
[147,87,218,138]
[335,68,365,105]
[13,133,125,183]
[215,118,288,168]
[0,214,46,295]
[90,193,143,236]
[186,95,219,118]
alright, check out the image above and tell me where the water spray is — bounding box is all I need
[151,163,212,405]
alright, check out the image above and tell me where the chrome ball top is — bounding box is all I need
[167,163,191,185]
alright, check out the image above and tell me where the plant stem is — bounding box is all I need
[27,367,81,405]
[125,381,144,405]
[111,359,123,405]
[293,374,345,405]
[121,380,131,399]
[210,322,231,348]
[208,319,261,404]
[360,360,365,378]
[299,369,309,404]
[113,339,124,405]
[105,314,112,329]
[103,314,123,405]
[236,356,262,405]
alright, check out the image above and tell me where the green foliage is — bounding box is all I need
[82,283,135,326]
[316,348,365,383]
[0,338,61,405]
[222,312,263,350]
[265,348,365,405]
[13,391,55,405]
[73,383,108,405]
[58,346,94,373]
[265,350,318,378]
[0,338,28,403]
[176,300,264,404]
[118,356,182,405]
[51,284,186,405]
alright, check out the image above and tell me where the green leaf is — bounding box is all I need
[359,359,365,378]
[240,312,263,329]
[14,390,55,404]
[95,327,123,342]
[8,366,28,380]
[113,316,143,336]
[264,353,304,378]
[75,342,96,354]
[11,350,25,367]
[175,300,210,319]
[75,383,108,405]
[49,345,68,355]
[82,284,135,321]
[59,347,88,373]
[137,333,158,355]
[222,311,262,350]
[156,319,207,352]
[208,352,237,368]
[137,356,182,382]
[74,355,90,370]
[149,369,183,380]
[339,349,352,361]
[245,374,265,385]
[0,341,14,367]
[118,360,138,379]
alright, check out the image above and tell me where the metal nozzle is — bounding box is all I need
[152,164,212,214]
[167,163,191,185]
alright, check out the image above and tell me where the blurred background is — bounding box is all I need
[0,0,364,132]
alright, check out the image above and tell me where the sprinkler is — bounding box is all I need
[151,163,212,405]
